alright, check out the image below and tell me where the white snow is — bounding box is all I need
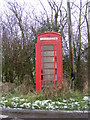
[64,105,67,109]
[75,102,79,105]
[63,99,67,102]
[0,96,89,111]
[0,115,8,118]
[83,96,88,101]
[20,99,25,102]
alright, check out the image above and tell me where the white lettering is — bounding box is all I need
[40,37,58,40]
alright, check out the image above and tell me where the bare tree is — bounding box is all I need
[85,1,90,92]
[67,0,74,89]
[76,0,82,90]
[7,1,25,48]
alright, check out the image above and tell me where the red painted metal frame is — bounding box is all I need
[42,46,44,90]
[36,32,63,92]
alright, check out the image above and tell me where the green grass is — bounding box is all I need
[0,90,89,111]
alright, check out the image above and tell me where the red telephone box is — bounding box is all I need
[36,32,63,92]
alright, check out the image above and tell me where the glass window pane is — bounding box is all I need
[44,82,47,86]
[44,81,54,86]
[55,45,56,51]
[55,75,57,80]
[44,75,54,80]
[41,81,43,88]
[55,68,57,74]
[41,69,43,74]
[55,51,56,56]
[44,57,54,62]
[44,69,54,74]
[41,46,42,51]
[55,56,57,62]
[41,44,57,86]
[41,52,42,56]
[41,58,42,63]
[44,45,54,51]
[41,64,42,69]
[55,63,57,68]
[41,74,43,80]
[44,51,54,56]
[44,63,54,68]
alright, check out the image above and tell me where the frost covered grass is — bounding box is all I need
[0,95,89,111]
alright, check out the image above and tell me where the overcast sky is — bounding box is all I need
[0,0,89,46]
[0,0,89,35]
[0,0,88,15]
